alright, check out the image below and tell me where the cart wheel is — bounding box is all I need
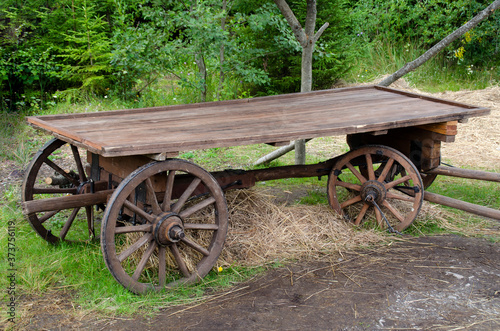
[101,159,228,294]
[22,138,97,243]
[327,145,424,232]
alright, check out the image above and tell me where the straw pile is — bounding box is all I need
[219,188,387,267]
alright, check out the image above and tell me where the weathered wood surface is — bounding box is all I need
[27,86,489,157]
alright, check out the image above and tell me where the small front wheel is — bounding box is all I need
[327,145,424,232]
[101,159,228,294]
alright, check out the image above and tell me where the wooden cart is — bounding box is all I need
[21,86,500,294]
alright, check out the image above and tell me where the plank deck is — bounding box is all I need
[27,86,490,157]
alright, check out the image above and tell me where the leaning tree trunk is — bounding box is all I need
[378,0,500,87]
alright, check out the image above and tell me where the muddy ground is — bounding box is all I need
[15,234,500,330]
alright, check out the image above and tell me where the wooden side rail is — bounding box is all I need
[22,190,114,215]
[424,191,500,220]
[426,166,500,183]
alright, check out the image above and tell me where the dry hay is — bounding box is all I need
[220,189,388,267]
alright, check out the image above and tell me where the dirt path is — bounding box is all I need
[17,234,499,330]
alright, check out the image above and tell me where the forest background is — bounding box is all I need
[1,0,499,115]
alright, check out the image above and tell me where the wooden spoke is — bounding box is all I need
[181,237,210,257]
[365,154,375,180]
[377,158,395,182]
[145,178,162,215]
[385,175,412,189]
[114,224,153,234]
[158,246,167,287]
[345,161,367,184]
[59,207,80,240]
[132,240,157,281]
[71,145,87,182]
[340,195,362,209]
[172,178,202,213]
[33,187,77,194]
[382,200,405,223]
[170,243,190,277]
[161,170,176,212]
[184,223,219,230]
[374,207,383,227]
[335,180,362,191]
[179,196,216,219]
[38,210,60,224]
[123,199,155,223]
[354,203,370,225]
[85,206,94,238]
[117,233,153,263]
[386,191,415,202]
[43,158,80,187]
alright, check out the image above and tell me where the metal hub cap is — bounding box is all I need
[360,180,386,204]
[154,212,185,245]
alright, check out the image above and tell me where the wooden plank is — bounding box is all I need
[27,86,490,157]
[416,121,458,135]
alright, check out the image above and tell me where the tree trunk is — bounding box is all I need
[264,0,328,166]
[378,0,500,87]
[217,0,227,101]
[296,41,315,164]
[195,53,207,102]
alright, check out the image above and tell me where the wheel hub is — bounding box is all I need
[360,180,386,204]
[154,212,185,246]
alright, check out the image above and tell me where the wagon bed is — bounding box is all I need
[27,86,489,157]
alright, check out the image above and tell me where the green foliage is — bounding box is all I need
[348,0,500,69]
[347,39,497,92]
[1,0,498,113]
[238,0,353,95]
[60,1,113,95]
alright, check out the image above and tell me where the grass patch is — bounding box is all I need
[0,186,269,316]
[346,40,497,92]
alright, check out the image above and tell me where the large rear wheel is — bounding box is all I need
[101,159,228,294]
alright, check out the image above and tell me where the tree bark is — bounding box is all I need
[378,0,500,87]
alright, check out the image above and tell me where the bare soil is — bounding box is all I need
[15,235,500,330]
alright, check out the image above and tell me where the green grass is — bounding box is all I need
[346,40,498,92]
